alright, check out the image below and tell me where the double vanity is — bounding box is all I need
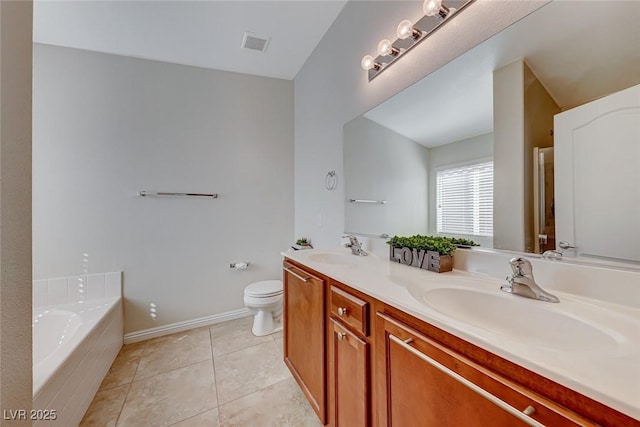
[282,248,640,426]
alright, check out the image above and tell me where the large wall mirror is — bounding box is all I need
[344,1,640,265]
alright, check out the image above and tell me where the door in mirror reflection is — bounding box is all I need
[555,84,640,264]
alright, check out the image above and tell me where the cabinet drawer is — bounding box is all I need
[330,286,369,336]
[379,313,597,427]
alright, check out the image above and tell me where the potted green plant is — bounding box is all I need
[292,237,313,250]
[387,235,478,273]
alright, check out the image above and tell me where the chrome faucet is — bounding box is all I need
[343,235,367,256]
[500,257,559,303]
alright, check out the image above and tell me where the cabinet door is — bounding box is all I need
[331,318,369,427]
[283,262,326,424]
[378,313,596,427]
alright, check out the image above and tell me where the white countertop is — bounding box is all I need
[283,247,640,421]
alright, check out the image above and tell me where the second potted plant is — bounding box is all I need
[387,235,478,273]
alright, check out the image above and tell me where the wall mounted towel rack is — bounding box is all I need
[137,191,218,198]
[343,231,390,239]
[349,199,386,204]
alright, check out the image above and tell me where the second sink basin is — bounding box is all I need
[407,285,634,353]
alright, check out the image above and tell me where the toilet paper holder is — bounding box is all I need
[230,262,250,270]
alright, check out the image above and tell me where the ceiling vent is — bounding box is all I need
[241,32,270,53]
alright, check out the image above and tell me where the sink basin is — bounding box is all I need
[408,286,631,352]
[306,252,358,265]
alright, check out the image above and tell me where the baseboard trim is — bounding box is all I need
[124,308,253,344]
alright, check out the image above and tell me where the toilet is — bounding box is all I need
[243,280,283,336]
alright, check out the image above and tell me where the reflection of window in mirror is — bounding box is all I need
[436,161,493,240]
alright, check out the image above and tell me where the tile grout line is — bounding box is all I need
[113,382,132,427]
[209,326,223,426]
[130,356,214,385]
[113,343,146,427]
[165,407,217,427]
[217,359,290,407]
[165,329,220,427]
[216,376,293,410]
[212,337,276,358]
[212,336,287,410]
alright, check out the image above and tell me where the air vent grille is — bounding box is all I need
[241,32,270,53]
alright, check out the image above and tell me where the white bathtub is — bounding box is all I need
[32,274,123,427]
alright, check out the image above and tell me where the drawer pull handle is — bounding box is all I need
[337,307,348,316]
[523,406,536,416]
[389,334,544,427]
[283,267,309,283]
[337,332,346,341]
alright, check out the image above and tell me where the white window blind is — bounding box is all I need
[437,161,493,237]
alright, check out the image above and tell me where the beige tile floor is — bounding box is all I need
[80,316,321,427]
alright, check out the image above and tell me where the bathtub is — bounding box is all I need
[32,273,123,427]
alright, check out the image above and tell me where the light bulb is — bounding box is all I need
[423,0,442,16]
[397,20,421,40]
[361,55,376,71]
[377,39,397,57]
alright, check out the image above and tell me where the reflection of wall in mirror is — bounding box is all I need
[344,116,429,237]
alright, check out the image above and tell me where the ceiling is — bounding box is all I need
[33,1,347,80]
[364,1,640,148]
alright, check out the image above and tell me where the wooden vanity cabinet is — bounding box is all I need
[283,258,638,427]
[283,261,326,424]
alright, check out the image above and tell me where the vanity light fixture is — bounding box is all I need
[361,55,381,71]
[397,20,422,40]
[361,0,474,81]
[378,39,400,57]
[423,0,452,20]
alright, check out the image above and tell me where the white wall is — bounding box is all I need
[33,44,294,334]
[493,60,526,251]
[294,0,550,249]
[0,0,33,419]
[344,116,429,237]
[428,132,493,247]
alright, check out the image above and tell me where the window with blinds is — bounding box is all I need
[436,161,493,237]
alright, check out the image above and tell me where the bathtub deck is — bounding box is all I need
[33,297,123,427]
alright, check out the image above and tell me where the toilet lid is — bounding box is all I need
[245,280,283,298]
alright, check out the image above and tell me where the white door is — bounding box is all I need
[555,84,640,263]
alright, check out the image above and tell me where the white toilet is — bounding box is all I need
[243,280,283,336]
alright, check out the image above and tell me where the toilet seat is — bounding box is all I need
[244,280,283,298]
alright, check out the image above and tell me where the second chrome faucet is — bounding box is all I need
[343,235,368,256]
[501,257,559,303]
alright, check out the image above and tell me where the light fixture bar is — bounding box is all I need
[364,0,475,82]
